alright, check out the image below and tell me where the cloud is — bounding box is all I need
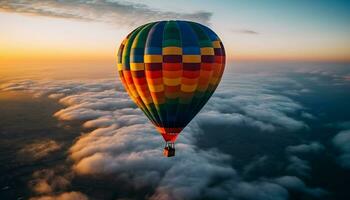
[243,156,270,176]
[286,156,311,178]
[82,115,116,128]
[16,79,235,199]
[232,181,288,200]
[0,73,310,134]
[286,142,324,154]
[0,80,35,91]
[42,75,308,199]
[332,129,350,169]
[29,168,72,195]
[232,29,259,35]
[0,0,212,26]
[242,154,330,198]
[18,140,62,160]
[48,93,65,99]
[300,111,316,120]
[272,176,329,198]
[202,74,309,132]
[13,73,309,135]
[27,166,90,200]
[29,191,88,200]
[0,71,318,199]
[196,110,276,132]
[69,119,239,200]
[54,107,110,121]
[283,88,311,96]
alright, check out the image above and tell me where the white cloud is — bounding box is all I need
[243,156,270,176]
[286,142,324,154]
[0,72,319,199]
[29,168,72,195]
[0,0,212,26]
[202,74,309,132]
[54,107,110,121]
[231,181,288,200]
[300,112,316,120]
[82,116,116,128]
[286,156,311,178]
[196,110,276,132]
[332,130,350,169]
[272,176,329,198]
[18,140,62,160]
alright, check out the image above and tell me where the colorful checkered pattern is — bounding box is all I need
[117,20,225,142]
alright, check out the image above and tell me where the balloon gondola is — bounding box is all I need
[116,20,225,157]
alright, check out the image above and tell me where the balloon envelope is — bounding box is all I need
[117,20,225,142]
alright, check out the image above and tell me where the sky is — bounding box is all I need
[1,0,350,71]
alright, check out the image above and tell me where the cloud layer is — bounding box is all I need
[0,71,328,199]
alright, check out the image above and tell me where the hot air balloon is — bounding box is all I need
[116,20,225,157]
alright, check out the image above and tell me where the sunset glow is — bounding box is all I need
[1,0,350,71]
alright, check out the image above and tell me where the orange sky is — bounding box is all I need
[1,0,350,70]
